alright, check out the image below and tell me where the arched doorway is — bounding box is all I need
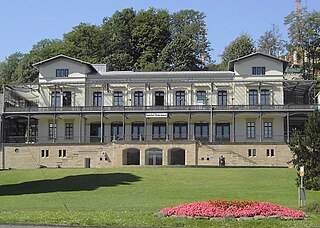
[146,148,163,165]
[168,148,185,165]
[123,148,140,165]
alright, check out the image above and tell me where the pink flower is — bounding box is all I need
[160,200,305,218]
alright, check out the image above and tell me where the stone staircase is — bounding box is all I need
[200,144,257,166]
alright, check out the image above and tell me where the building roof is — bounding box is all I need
[32,54,97,72]
[228,52,289,72]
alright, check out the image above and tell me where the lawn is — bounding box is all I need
[0,167,319,227]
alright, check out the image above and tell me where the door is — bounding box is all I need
[147,150,162,165]
[84,158,91,168]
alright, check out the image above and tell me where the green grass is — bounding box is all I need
[0,167,319,227]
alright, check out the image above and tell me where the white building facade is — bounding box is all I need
[1,53,316,168]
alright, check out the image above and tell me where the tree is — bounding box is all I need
[258,24,285,56]
[101,8,136,56]
[285,10,320,80]
[170,9,211,67]
[105,51,133,71]
[0,52,25,84]
[220,34,255,69]
[132,8,171,69]
[157,37,201,71]
[63,23,103,63]
[288,111,320,190]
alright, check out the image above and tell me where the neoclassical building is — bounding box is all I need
[1,53,316,168]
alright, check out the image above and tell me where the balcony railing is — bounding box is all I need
[3,104,317,114]
[4,134,288,144]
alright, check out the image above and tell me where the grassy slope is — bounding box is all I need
[0,168,319,227]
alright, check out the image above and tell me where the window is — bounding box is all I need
[176,91,185,106]
[93,92,102,106]
[173,123,188,140]
[41,149,49,158]
[65,123,73,139]
[246,122,255,138]
[113,91,123,106]
[132,122,144,140]
[49,123,57,139]
[155,91,164,106]
[111,123,123,140]
[90,123,103,142]
[197,91,206,105]
[59,149,67,158]
[194,123,209,140]
[261,90,270,105]
[134,91,143,106]
[56,69,69,77]
[264,122,272,138]
[248,149,256,157]
[218,91,227,106]
[51,91,61,107]
[252,67,265,75]
[271,149,275,157]
[63,91,72,107]
[249,90,258,105]
[152,122,166,140]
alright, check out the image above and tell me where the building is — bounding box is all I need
[0,53,316,169]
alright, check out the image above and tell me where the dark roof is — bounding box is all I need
[228,52,289,72]
[32,54,97,72]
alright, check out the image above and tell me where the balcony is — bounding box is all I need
[3,104,317,114]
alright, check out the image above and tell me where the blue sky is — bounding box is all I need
[0,0,319,63]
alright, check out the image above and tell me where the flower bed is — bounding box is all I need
[157,200,306,220]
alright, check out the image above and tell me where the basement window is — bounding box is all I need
[41,149,49,158]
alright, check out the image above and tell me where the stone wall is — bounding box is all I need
[3,141,292,169]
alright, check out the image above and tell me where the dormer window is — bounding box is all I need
[252,67,265,75]
[56,69,69,77]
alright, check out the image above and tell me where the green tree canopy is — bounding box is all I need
[157,37,201,71]
[220,34,255,70]
[63,23,103,63]
[0,52,25,84]
[132,8,171,69]
[288,111,320,190]
[170,9,211,67]
[285,10,320,79]
[258,24,285,56]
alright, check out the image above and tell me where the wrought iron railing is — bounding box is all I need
[3,104,317,113]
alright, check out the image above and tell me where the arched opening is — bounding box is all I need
[146,148,163,165]
[123,148,140,165]
[168,148,185,165]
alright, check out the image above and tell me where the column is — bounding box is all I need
[287,112,290,142]
[79,113,82,143]
[144,114,147,141]
[259,112,262,142]
[53,114,56,143]
[122,113,125,140]
[232,112,235,142]
[166,115,169,141]
[188,113,191,141]
[100,85,104,143]
[209,83,213,142]
[27,114,30,143]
